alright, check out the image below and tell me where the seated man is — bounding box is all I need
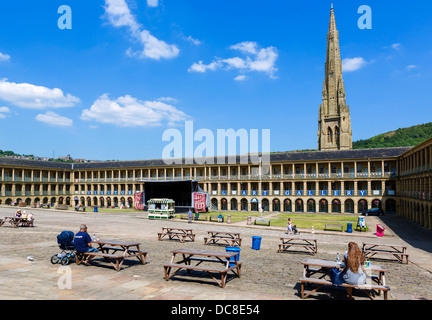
[74,224,98,265]
[26,212,34,227]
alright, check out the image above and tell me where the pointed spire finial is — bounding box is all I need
[331,3,333,9]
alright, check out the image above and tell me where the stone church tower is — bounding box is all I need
[318,5,352,151]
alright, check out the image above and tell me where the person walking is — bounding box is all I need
[188,208,193,223]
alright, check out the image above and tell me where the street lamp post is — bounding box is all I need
[259,156,262,218]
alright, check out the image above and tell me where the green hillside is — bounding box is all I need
[353,122,432,149]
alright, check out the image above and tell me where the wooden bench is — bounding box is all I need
[157,227,196,243]
[209,215,224,222]
[254,218,270,226]
[163,248,242,288]
[56,204,69,210]
[324,223,343,232]
[204,231,242,246]
[299,277,390,300]
[0,218,5,227]
[362,242,409,264]
[278,237,317,255]
[76,252,125,271]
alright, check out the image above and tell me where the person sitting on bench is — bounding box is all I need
[343,242,367,300]
[74,224,98,265]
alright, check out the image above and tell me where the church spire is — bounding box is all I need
[318,5,352,151]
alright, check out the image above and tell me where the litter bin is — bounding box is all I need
[376,224,385,237]
[94,206,98,213]
[346,223,352,233]
[251,236,262,250]
[225,247,241,267]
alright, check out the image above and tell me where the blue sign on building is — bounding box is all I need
[307,190,314,196]
[296,190,302,196]
[359,190,367,196]
[263,191,268,196]
[333,190,340,196]
[252,190,257,196]
[320,190,327,196]
[241,190,247,196]
[284,190,291,196]
[346,190,352,196]
[221,190,227,195]
[107,191,111,195]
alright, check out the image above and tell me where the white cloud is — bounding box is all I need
[147,0,159,7]
[406,65,417,70]
[0,78,80,109]
[391,43,401,51]
[188,41,278,79]
[0,52,10,62]
[184,35,201,46]
[103,0,179,60]
[342,57,367,72]
[81,94,189,127]
[188,60,222,73]
[234,75,246,81]
[0,106,9,118]
[230,41,258,55]
[35,111,73,127]
[158,97,178,103]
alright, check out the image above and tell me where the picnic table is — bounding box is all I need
[4,217,32,228]
[157,227,196,243]
[76,239,148,271]
[204,230,242,246]
[163,248,242,288]
[362,242,409,264]
[300,258,389,300]
[278,236,317,255]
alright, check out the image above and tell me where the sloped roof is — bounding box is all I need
[0,146,412,170]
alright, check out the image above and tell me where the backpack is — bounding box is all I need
[330,268,344,286]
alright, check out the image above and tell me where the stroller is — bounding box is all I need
[51,231,76,265]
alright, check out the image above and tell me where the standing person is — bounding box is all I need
[188,208,193,223]
[74,224,98,265]
[342,242,367,299]
[287,218,293,235]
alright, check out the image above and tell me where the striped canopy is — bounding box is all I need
[147,198,175,204]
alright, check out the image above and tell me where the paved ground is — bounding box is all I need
[0,206,431,300]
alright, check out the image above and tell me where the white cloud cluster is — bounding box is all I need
[103,0,179,60]
[81,94,189,127]
[342,57,367,72]
[35,111,73,127]
[188,41,278,79]
[0,52,10,62]
[147,0,158,7]
[0,78,80,109]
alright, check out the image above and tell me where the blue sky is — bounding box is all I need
[0,0,431,161]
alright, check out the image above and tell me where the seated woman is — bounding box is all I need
[15,210,22,218]
[342,242,367,299]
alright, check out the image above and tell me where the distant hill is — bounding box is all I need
[353,122,432,149]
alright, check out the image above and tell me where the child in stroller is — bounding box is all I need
[51,230,76,265]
